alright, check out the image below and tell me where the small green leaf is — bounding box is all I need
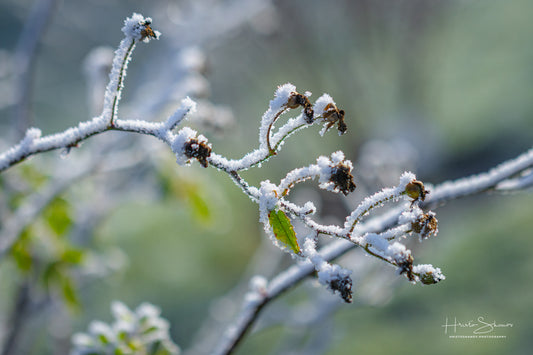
[43,197,73,236]
[11,229,33,272]
[268,208,300,254]
[187,187,211,222]
[20,164,48,188]
[58,272,81,311]
[61,248,85,265]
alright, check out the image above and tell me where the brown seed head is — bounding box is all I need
[412,212,438,239]
[330,164,356,196]
[323,103,347,135]
[287,92,314,123]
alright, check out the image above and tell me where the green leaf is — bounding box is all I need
[19,164,48,188]
[268,208,300,254]
[58,272,81,311]
[61,248,85,265]
[186,186,211,222]
[11,229,33,272]
[43,197,73,236]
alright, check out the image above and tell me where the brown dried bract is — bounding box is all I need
[287,92,314,124]
[330,163,356,196]
[184,138,212,168]
[139,19,157,41]
[323,103,347,135]
[412,212,438,239]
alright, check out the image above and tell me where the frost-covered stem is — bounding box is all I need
[228,171,260,201]
[0,117,170,173]
[213,296,269,355]
[216,148,533,351]
[422,147,533,208]
[265,108,287,154]
[108,39,136,126]
[343,172,414,234]
[347,193,404,234]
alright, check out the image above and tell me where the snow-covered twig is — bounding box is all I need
[422,147,533,208]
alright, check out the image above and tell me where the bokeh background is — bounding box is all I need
[1,0,533,354]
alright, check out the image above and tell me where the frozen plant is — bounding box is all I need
[71,301,179,355]
[0,13,444,301]
[1,11,533,355]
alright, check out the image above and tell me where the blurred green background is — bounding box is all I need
[1,0,532,354]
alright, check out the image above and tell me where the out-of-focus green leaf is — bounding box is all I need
[58,271,81,311]
[11,229,33,272]
[185,184,211,222]
[19,164,48,188]
[61,248,85,265]
[42,261,61,290]
[42,261,81,311]
[157,166,212,223]
[43,197,73,236]
[268,208,300,254]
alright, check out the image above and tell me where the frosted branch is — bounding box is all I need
[215,147,533,352]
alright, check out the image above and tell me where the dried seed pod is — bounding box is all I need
[329,163,356,196]
[328,275,353,303]
[397,254,415,281]
[405,180,428,201]
[412,212,438,239]
[322,103,347,135]
[419,271,441,285]
[287,92,314,123]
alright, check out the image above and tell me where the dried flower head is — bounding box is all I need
[286,92,314,123]
[184,137,212,168]
[122,13,161,43]
[140,19,158,42]
[330,163,356,196]
[323,103,347,135]
[412,211,438,239]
